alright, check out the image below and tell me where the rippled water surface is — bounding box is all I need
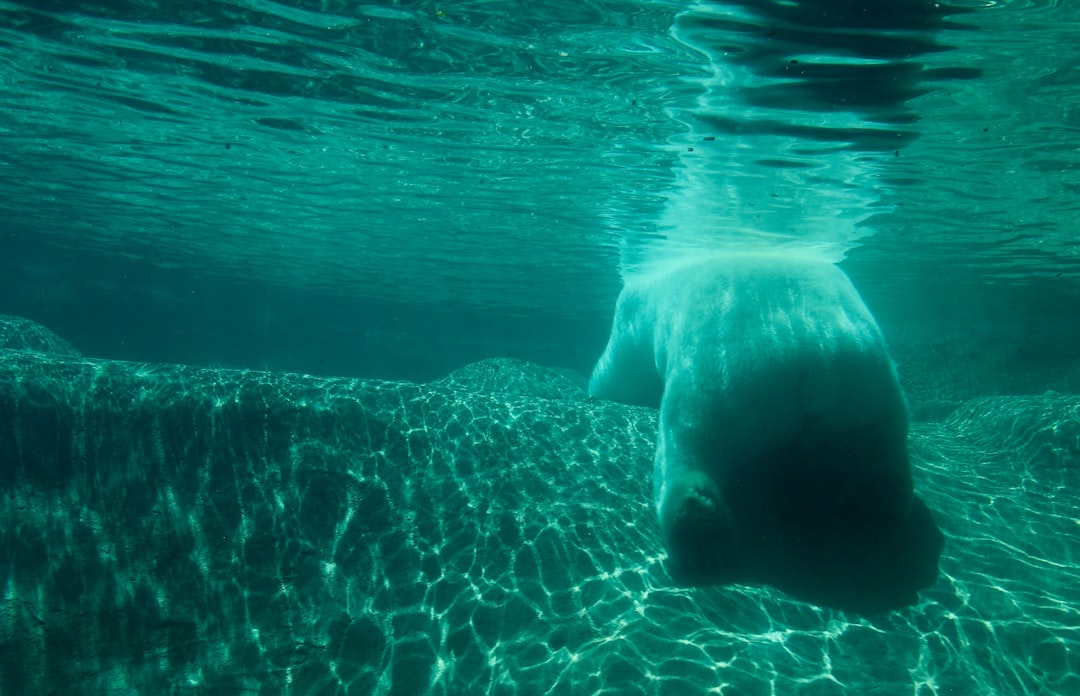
[3,1,1078,319]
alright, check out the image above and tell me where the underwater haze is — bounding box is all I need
[1,0,1079,694]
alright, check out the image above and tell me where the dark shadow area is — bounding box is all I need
[727,426,943,615]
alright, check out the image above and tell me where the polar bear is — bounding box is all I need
[590,252,943,613]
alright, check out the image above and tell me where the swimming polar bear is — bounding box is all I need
[590,252,943,613]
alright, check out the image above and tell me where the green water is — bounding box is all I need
[3,1,1078,316]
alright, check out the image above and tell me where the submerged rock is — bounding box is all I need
[0,314,81,357]
[0,320,1076,695]
[432,356,588,401]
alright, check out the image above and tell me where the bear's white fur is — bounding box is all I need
[590,252,941,612]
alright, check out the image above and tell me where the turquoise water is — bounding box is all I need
[1,1,1079,694]
[3,1,1078,322]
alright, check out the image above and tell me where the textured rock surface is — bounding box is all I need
[0,314,81,357]
[431,356,589,401]
[0,342,1077,694]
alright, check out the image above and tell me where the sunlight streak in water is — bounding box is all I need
[622,0,980,277]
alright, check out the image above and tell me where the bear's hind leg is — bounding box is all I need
[658,465,736,586]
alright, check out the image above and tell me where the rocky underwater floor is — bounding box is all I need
[0,315,1077,695]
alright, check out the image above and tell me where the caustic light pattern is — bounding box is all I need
[0,317,1077,695]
